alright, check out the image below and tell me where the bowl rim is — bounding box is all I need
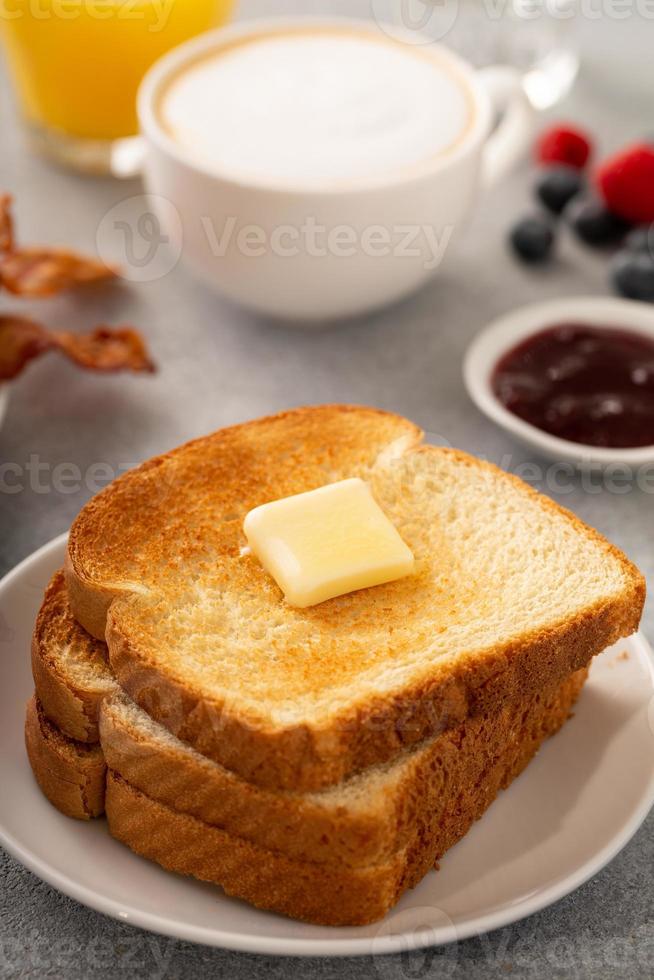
[463,295,654,467]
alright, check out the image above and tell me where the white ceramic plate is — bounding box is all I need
[0,384,8,431]
[1,534,653,957]
[463,296,654,468]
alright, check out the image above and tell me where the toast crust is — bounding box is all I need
[27,668,585,923]
[105,772,405,927]
[100,669,587,868]
[31,571,114,742]
[66,406,645,791]
[31,570,591,868]
[104,667,584,926]
[107,588,636,792]
[66,404,423,639]
[25,697,106,820]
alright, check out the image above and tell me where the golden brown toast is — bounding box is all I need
[32,570,589,868]
[105,664,585,926]
[27,671,587,925]
[101,668,588,868]
[31,571,115,742]
[25,696,105,820]
[65,405,645,791]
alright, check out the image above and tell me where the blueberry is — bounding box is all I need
[509,215,555,263]
[535,166,584,215]
[611,250,654,301]
[566,198,630,246]
[624,224,654,255]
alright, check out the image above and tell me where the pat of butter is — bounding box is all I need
[243,478,414,608]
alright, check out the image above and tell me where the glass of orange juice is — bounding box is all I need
[0,0,233,173]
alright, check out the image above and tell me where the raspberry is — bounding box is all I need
[596,144,654,224]
[535,125,593,170]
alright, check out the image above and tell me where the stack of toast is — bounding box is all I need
[24,406,645,925]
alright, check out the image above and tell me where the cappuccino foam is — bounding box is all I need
[159,28,474,188]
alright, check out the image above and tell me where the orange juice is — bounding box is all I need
[0,1,232,141]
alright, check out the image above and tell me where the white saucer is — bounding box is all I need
[1,533,653,957]
[463,296,654,468]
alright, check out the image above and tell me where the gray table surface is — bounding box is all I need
[1,3,653,977]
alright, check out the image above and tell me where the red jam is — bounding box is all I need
[491,324,654,448]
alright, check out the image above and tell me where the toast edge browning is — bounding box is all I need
[26,666,585,914]
[31,571,111,742]
[28,572,592,868]
[100,669,587,868]
[105,771,405,928]
[25,697,106,820]
[106,583,639,792]
[30,566,592,868]
[65,404,424,640]
[103,668,584,926]
[65,410,646,792]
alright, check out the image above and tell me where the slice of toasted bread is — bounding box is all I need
[105,771,407,927]
[105,659,582,926]
[66,405,644,791]
[32,570,116,742]
[101,669,586,868]
[27,659,585,923]
[32,569,588,867]
[25,696,106,820]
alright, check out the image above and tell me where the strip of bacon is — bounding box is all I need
[0,247,117,297]
[55,326,155,373]
[0,316,52,379]
[0,195,14,254]
[0,316,155,380]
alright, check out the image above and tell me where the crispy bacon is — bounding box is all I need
[0,316,155,380]
[0,316,52,380]
[55,326,155,373]
[0,195,14,253]
[0,247,117,297]
[0,194,153,381]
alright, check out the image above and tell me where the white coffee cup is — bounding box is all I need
[137,18,534,321]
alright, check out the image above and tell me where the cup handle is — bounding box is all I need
[478,65,536,188]
[110,136,147,179]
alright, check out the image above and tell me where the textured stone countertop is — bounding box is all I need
[1,2,652,977]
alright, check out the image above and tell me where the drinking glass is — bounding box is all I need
[0,0,233,174]
[371,0,579,109]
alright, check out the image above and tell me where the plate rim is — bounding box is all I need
[0,382,9,431]
[1,533,653,957]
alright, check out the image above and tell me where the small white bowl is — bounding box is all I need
[463,296,654,468]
